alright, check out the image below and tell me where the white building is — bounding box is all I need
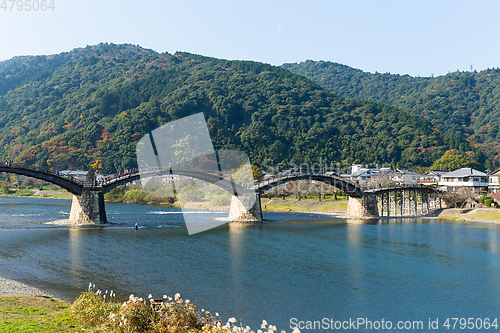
[489,169,500,192]
[392,169,420,185]
[420,170,449,185]
[438,168,488,192]
[350,166,392,186]
[59,170,105,181]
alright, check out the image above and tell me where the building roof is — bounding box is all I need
[351,168,390,177]
[423,170,449,177]
[394,168,419,175]
[490,168,500,176]
[60,169,87,176]
[441,168,487,178]
[59,170,105,179]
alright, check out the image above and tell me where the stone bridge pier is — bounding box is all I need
[69,190,107,225]
[346,194,379,218]
[229,192,263,222]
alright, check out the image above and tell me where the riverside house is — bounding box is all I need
[438,168,488,193]
[420,170,449,185]
[350,165,391,186]
[392,169,420,185]
[489,168,500,192]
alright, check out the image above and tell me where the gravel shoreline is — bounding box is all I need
[0,275,54,297]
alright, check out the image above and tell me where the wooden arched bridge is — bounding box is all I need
[0,166,443,224]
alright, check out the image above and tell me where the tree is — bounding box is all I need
[87,165,95,181]
[431,154,481,171]
[251,165,264,182]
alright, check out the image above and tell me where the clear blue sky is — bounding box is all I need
[1,0,499,77]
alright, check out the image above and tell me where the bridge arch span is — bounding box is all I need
[102,170,251,196]
[258,174,363,198]
[0,166,83,195]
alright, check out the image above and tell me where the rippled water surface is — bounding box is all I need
[1,196,500,331]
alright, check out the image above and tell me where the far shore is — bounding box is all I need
[5,191,500,225]
[436,207,500,224]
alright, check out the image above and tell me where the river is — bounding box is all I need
[1,196,500,332]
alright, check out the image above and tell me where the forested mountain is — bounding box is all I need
[282,60,500,169]
[0,44,481,174]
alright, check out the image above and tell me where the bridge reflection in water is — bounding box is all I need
[0,166,443,226]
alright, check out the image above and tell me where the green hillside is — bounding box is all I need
[0,44,480,174]
[282,60,500,169]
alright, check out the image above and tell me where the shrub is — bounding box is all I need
[71,290,120,328]
[0,185,11,194]
[17,189,34,196]
[485,198,494,207]
[72,286,293,333]
[105,187,126,202]
[177,186,206,203]
[209,194,231,206]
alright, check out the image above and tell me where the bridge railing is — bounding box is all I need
[0,162,91,186]
[362,182,439,192]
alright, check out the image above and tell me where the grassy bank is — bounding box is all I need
[438,208,500,223]
[0,295,81,332]
[1,290,294,333]
[262,198,348,214]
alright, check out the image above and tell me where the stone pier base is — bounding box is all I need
[69,190,107,225]
[346,195,379,218]
[228,193,263,222]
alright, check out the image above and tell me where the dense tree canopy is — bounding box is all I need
[0,44,481,174]
[283,60,498,168]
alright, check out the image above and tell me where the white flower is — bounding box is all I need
[216,312,219,317]
[269,325,277,331]
[261,320,268,328]
[105,290,108,294]
[228,317,237,323]
[148,294,153,299]
[185,299,190,304]
[174,293,181,300]
[281,330,286,333]
[292,328,301,333]
[163,295,167,299]
[88,282,92,290]
[201,308,205,312]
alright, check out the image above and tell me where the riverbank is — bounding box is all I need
[0,275,53,297]
[0,275,83,332]
[437,207,500,224]
[262,198,348,214]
